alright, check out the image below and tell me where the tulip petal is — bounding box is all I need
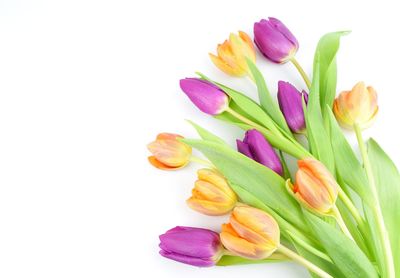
[220,224,276,260]
[159,250,216,267]
[277,81,306,133]
[232,206,280,245]
[147,139,191,167]
[180,78,229,115]
[254,18,298,63]
[209,53,243,76]
[187,197,233,216]
[236,139,255,160]
[159,227,221,258]
[243,129,283,175]
[148,156,186,171]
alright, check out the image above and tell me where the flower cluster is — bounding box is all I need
[147,17,397,278]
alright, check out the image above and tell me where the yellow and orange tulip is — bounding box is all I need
[147,133,192,170]
[287,158,338,215]
[333,82,379,130]
[209,31,256,77]
[187,168,237,216]
[220,205,280,260]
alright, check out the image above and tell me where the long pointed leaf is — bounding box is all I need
[304,211,378,278]
[367,139,400,276]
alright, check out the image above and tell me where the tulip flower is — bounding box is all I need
[187,168,237,216]
[180,78,229,115]
[286,158,338,215]
[147,133,192,170]
[253,18,298,64]
[236,129,283,175]
[209,31,256,77]
[277,81,308,133]
[159,226,224,267]
[220,205,280,260]
[333,82,378,130]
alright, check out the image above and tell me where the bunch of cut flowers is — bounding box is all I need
[147,17,399,278]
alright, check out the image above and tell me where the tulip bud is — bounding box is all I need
[180,78,229,115]
[159,226,224,267]
[220,205,280,260]
[333,82,378,130]
[287,158,338,215]
[209,31,256,77]
[254,18,298,64]
[277,81,308,133]
[147,133,192,170]
[236,129,283,175]
[187,168,237,216]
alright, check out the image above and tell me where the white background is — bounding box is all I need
[1,0,399,277]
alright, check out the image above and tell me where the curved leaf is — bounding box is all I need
[304,211,378,278]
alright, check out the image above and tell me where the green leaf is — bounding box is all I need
[304,211,379,278]
[368,139,400,277]
[313,31,349,111]
[186,120,228,145]
[182,139,310,233]
[326,109,374,206]
[217,254,287,266]
[305,60,335,172]
[246,58,292,137]
[289,236,345,278]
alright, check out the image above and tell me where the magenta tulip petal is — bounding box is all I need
[159,250,215,267]
[237,129,283,175]
[180,78,229,115]
[277,81,307,133]
[236,139,255,160]
[159,226,222,267]
[254,18,298,63]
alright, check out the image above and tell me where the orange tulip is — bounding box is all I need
[147,133,192,170]
[220,205,280,260]
[333,82,378,130]
[187,169,237,216]
[209,31,256,77]
[287,158,338,215]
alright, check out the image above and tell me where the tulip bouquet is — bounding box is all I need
[147,18,400,278]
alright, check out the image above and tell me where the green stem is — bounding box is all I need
[332,205,355,241]
[225,108,311,159]
[337,187,365,228]
[290,57,312,89]
[354,123,395,278]
[277,245,333,278]
[189,156,215,168]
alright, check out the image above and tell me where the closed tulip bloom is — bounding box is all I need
[254,18,298,64]
[220,205,280,260]
[159,226,224,267]
[187,168,237,216]
[147,133,192,170]
[333,82,378,130]
[209,31,256,77]
[277,81,308,133]
[287,158,338,214]
[236,129,283,175]
[180,78,229,115]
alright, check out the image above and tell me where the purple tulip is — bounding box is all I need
[278,81,308,133]
[236,129,283,175]
[180,78,229,115]
[254,18,298,63]
[159,226,223,267]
